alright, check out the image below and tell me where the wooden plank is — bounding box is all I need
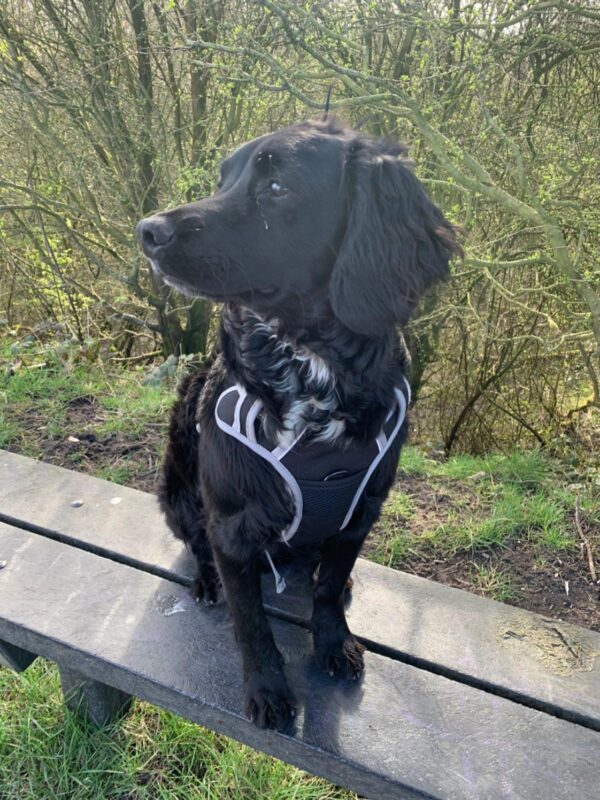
[0,522,598,800]
[2,448,600,730]
[272,558,600,730]
[0,449,192,583]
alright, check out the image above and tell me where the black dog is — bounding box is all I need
[137,119,461,731]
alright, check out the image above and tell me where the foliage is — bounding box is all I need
[1,1,599,448]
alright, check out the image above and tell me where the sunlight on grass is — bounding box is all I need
[484,450,548,489]
[0,416,19,448]
[458,486,529,549]
[399,447,549,489]
[469,564,517,602]
[98,380,175,436]
[398,446,437,476]
[383,489,414,519]
[438,453,487,480]
[432,485,576,553]
[95,463,139,485]
[0,661,354,800]
[373,529,415,567]
[379,446,587,563]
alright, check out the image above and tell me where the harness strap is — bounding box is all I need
[339,378,410,530]
[211,378,410,593]
[264,550,287,594]
[213,386,304,541]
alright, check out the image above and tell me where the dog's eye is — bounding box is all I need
[268,180,287,197]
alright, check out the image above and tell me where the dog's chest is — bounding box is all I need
[236,317,346,448]
[274,344,345,448]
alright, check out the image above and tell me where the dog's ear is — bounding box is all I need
[329,139,462,336]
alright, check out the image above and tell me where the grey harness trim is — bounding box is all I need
[213,378,411,547]
[214,384,305,541]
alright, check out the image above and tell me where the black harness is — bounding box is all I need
[212,379,410,563]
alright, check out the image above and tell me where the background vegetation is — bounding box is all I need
[1,2,599,798]
[1,0,599,452]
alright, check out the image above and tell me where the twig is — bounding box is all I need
[112,350,161,364]
[575,497,598,583]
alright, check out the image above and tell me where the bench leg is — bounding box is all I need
[0,639,37,672]
[58,665,133,727]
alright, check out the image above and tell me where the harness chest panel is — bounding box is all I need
[213,380,410,547]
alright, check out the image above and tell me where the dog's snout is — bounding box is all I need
[136,215,176,255]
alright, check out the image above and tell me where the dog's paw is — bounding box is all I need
[190,568,222,606]
[317,636,365,681]
[245,677,296,731]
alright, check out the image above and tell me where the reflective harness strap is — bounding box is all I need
[339,378,410,530]
[210,378,410,592]
[213,386,304,542]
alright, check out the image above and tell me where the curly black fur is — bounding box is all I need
[140,119,461,731]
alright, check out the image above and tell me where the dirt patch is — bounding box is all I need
[388,542,600,632]
[5,397,166,493]
[374,472,600,633]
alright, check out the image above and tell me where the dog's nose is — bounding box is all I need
[136,215,176,255]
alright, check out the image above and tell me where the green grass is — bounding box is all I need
[448,485,561,551]
[97,384,175,435]
[383,488,415,519]
[469,564,517,603]
[0,416,19,448]
[0,337,175,462]
[378,446,596,567]
[0,661,352,800]
[95,462,140,485]
[399,446,549,487]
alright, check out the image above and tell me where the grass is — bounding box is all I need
[376,444,599,593]
[398,446,550,486]
[95,462,141,485]
[1,341,175,456]
[97,384,175,436]
[0,661,351,800]
[468,563,517,603]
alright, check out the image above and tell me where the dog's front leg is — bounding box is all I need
[312,520,371,680]
[210,531,296,730]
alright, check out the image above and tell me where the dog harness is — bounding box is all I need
[209,378,410,590]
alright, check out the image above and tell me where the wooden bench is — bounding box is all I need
[0,448,599,799]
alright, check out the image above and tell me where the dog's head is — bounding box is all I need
[137,120,462,335]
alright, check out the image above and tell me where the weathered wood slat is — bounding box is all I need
[1,521,599,800]
[1,448,600,730]
[0,449,190,582]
